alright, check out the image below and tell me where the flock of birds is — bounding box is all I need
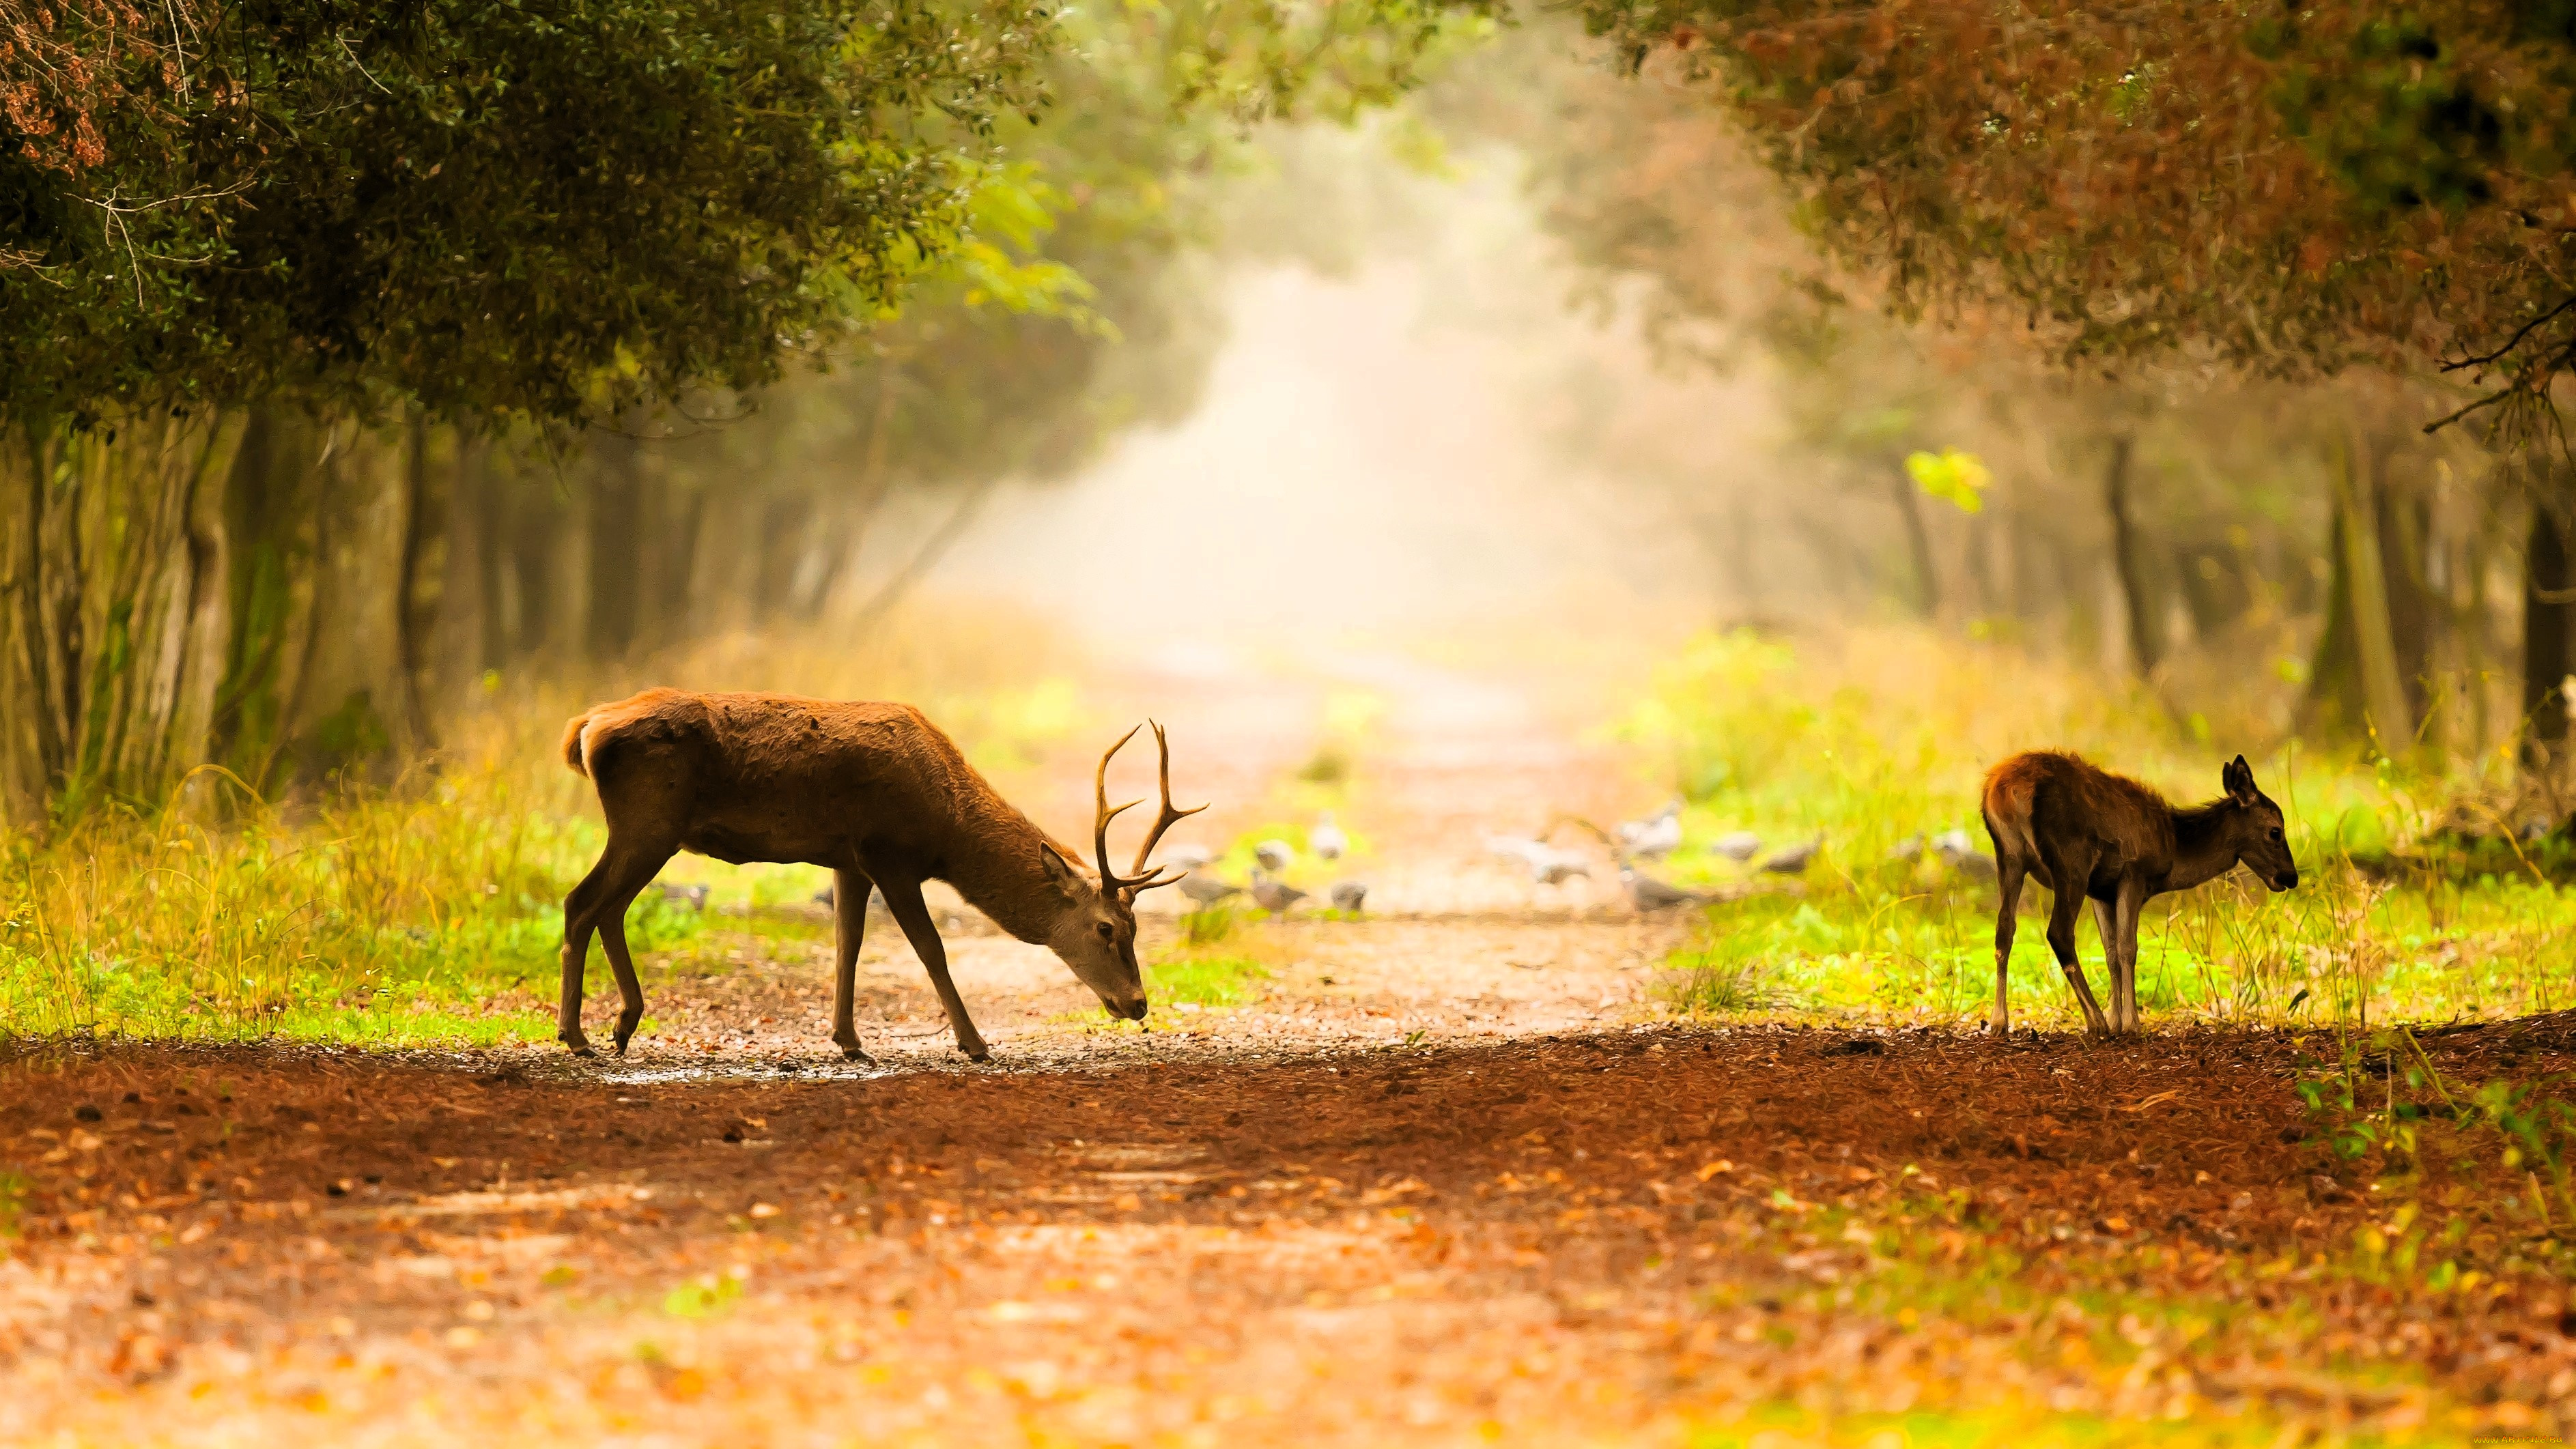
[663,806,1999,920]
[1161,811,1368,915]
[1477,800,1822,913]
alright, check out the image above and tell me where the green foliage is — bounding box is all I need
[1180,903,1245,947]
[1608,629,1807,803]
[1147,952,1269,1007]
[3,0,1051,425]
[0,764,696,1046]
[1622,628,2576,1030]
[662,1273,746,1319]
[1904,449,1990,515]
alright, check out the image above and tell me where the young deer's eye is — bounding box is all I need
[2269,828,2285,843]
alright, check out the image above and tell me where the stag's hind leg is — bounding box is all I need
[558,839,674,1057]
[830,867,876,1063]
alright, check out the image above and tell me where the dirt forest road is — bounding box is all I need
[4,648,2574,1446]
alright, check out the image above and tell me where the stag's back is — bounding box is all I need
[562,689,1031,863]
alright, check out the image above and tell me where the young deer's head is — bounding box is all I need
[2219,754,2299,892]
[1036,721,1203,1022]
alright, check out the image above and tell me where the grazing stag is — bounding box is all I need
[557,690,1202,1062]
[1983,751,2299,1037]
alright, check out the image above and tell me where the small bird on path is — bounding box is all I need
[1931,828,1998,878]
[1179,872,1243,908]
[1250,870,1308,914]
[1254,839,1297,874]
[1529,847,1589,886]
[1620,864,1709,913]
[1616,801,1684,860]
[1160,842,1216,871]
[1310,812,1348,862]
[1712,831,1763,863]
[1761,837,1822,875]
[660,883,711,910]
[1888,834,1925,862]
[1329,880,1368,913]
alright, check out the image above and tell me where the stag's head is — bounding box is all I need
[1037,721,1203,1022]
[2220,754,2299,893]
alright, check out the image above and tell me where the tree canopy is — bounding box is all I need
[1565,1,2576,435]
[3,0,1047,425]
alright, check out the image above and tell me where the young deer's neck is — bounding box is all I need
[935,812,1088,945]
[2166,800,2244,891]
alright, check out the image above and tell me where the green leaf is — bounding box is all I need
[1904,448,1991,514]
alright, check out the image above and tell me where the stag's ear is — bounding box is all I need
[2222,754,2258,805]
[1038,843,1090,898]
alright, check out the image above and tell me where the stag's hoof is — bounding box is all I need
[838,1044,874,1065]
[959,1044,992,1064]
[559,1031,595,1058]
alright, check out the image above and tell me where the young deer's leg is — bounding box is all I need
[876,874,990,1063]
[1991,857,2028,1035]
[830,867,875,1063]
[2040,854,2112,1037]
[2112,877,2149,1035]
[2088,897,2120,1031]
[557,840,671,1056]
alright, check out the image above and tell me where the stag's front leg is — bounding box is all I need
[877,874,991,1063]
[830,867,876,1063]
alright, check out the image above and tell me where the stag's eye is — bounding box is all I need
[1095,921,1115,941]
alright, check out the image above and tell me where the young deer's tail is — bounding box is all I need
[560,709,597,777]
[1980,760,2043,863]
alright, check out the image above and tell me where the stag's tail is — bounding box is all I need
[561,709,596,777]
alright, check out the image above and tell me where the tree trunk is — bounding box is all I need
[396,414,441,751]
[1886,465,1938,619]
[585,429,643,662]
[0,408,251,827]
[2525,490,2575,763]
[2102,433,2160,677]
[2330,422,2416,756]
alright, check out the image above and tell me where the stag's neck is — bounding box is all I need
[935,812,1085,945]
[2165,800,2243,892]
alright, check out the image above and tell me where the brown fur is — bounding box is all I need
[553,688,1170,1062]
[1981,749,2299,1037]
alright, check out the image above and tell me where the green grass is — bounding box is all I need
[1148,951,1270,1007]
[1627,627,2576,1031]
[0,762,705,1047]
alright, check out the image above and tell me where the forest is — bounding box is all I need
[9,1,2576,1444]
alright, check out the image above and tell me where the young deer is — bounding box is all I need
[556,689,1202,1062]
[1983,751,2299,1037]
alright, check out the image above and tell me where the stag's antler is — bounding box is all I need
[1094,720,1206,899]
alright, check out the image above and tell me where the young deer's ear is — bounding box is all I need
[2222,754,2257,805]
[1038,843,1090,897]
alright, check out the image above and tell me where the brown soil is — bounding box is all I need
[5,650,2575,1444]
[5,1026,2574,1445]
